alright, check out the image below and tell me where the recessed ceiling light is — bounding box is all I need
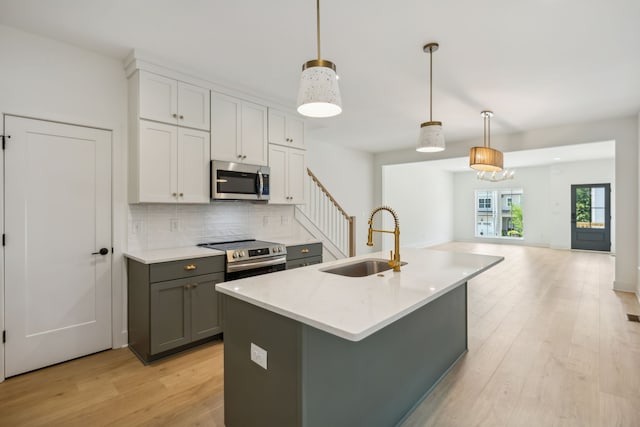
[553,157,561,161]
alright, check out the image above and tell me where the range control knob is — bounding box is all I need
[240,251,245,257]
[278,247,283,252]
[273,247,278,253]
[232,251,238,259]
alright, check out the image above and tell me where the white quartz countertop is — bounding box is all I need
[124,246,224,264]
[216,248,503,341]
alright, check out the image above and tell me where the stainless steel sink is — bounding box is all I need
[320,258,408,277]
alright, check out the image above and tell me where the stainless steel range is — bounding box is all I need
[197,239,287,281]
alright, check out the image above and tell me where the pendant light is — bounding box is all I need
[416,42,445,152]
[297,0,342,118]
[469,110,503,171]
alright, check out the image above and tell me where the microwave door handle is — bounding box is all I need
[257,170,264,197]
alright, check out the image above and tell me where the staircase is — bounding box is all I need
[296,168,355,260]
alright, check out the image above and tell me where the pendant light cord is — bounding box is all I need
[429,48,433,122]
[316,0,321,60]
[482,112,492,148]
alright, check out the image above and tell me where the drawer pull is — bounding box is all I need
[301,248,310,253]
[184,264,197,271]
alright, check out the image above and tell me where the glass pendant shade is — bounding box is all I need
[416,121,445,152]
[469,146,503,171]
[297,59,342,118]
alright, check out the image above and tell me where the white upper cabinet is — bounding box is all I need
[138,71,210,131]
[133,120,210,204]
[211,92,267,166]
[268,145,306,205]
[268,108,305,149]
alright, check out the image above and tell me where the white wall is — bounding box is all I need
[453,159,615,250]
[382,163,454,250]
[374,116,638,292]
[0,23,130,372]
[306,139,375,256]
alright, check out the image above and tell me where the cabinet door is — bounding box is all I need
[150,278,190,355]
[139,71,178,125]
[138,120,178,203]
[211,92,241,162]
[267,108,287,145]
[191,273,224,341]
[241,101,268,166]
[268,144,289,204]
[178,82,210,131]
[288,148,306,204]
[287,116,305,149]
[177,128,210,203]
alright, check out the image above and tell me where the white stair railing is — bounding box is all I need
[301,168,355,257]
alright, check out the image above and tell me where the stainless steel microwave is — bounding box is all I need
[211,160,270,201]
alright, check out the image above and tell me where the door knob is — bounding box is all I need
[91,248,109,256]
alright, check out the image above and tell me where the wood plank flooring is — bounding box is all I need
[402,242,640,427]
[0,243,638,426]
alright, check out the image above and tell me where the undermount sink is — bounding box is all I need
[321,258,408,278]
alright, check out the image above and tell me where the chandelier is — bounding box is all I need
[476,169,515,182]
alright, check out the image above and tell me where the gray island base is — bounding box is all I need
[217,248,503,426]
[224,283,467,426]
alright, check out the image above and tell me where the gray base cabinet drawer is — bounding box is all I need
[286,243,322,261]
[128,256,225,363]
[150,256,224,282]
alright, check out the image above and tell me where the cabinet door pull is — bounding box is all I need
[179,193,184,197]
[184,264,197,271]
[192,283,198,289]
[301,248,310,253]
[172,113,178,118]
[184,284,191,290]
[179,115,184,119]
[172,192,177,197]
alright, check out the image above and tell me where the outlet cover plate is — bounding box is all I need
[250,343,268,369]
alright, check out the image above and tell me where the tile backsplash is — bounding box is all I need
[128,202,305,252]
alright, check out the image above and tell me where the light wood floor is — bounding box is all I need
[0,243,638,426]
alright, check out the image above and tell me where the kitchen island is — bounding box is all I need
[216,248,503,427]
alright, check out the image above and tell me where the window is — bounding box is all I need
[475,189,523,238]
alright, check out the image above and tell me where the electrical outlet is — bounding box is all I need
[250,343,268,370]
[132,221,143,235]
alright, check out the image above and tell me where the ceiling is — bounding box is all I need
[1,0,639,153]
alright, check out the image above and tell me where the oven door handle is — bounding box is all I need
[227,256,287,273]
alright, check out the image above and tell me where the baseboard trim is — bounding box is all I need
[613,281,635,293]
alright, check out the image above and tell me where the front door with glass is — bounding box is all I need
[570,183,611,251]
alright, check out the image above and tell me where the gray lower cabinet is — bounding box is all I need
[286,242,322,270]
[128,255,225,363]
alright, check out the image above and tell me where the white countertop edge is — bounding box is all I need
[216,254,503,342]
[124,247,225,264]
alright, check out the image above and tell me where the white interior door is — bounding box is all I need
[4,116,112,377]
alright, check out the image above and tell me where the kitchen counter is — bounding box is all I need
[123,246,224,264]
[219,247,503,427]
[216,247,502,341]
